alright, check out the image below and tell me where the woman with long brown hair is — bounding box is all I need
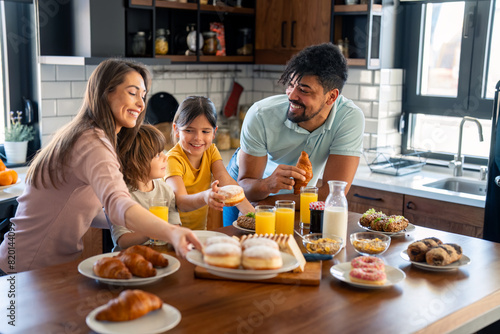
[0,59,201,273]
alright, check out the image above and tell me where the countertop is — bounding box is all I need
[352,162,486,208]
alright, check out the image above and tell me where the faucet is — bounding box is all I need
[449,116,484,176]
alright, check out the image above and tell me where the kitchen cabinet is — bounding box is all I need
[332,0,382,69]
[128,0,255,63]
[347,185,485,238]
[255,0,332,65]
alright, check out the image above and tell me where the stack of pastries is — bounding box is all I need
[407,237,463,266]
[202,235,283,270]
[360,208,409,233]
[93,245,169,279]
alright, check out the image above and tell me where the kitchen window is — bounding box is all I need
[402,0,498,164]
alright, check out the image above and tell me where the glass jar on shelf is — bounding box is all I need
[132,31,147,57]
[155,28,169,55]
[202,31,217,55]
[229,117,240,149]
[237,28,253,55]
[216,127,231,151]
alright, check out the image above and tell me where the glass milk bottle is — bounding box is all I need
[323,180,348,248]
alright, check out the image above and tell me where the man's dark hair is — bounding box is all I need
[278,43,348,93]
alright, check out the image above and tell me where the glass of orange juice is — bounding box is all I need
[275,200,295,235]
[300,186,318,229]
[255,205,276,235]
[149,198,168,245]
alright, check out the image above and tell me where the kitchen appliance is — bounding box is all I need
[483,80,500,243]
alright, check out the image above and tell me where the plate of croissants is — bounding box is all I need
[78,245,180,285]
[86,289,181,334]
[400,237,471,271]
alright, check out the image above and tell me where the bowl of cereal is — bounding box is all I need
[302,233,343,256]
[350,231,391,256]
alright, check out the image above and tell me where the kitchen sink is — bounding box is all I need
[423,178,487,196]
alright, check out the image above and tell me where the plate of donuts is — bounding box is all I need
[400,250,471,271]
[358,221,416,237]
[330,262,406,289]
[78,252,181,286]
[186,249,299,280]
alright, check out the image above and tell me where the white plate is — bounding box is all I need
[86,303,181,334]
[192,230,228,243]
[330,262,406,289]
[186,249,299,280]
[232,220,254,233]
[78,252,180,285]
[358,221,416,237]
[0,179,21,191]
[400,250,471,271]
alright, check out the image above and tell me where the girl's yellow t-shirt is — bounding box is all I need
[166,143,222,230]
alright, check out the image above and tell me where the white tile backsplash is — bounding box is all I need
[39,64,403,151]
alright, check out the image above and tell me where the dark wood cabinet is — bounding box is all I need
[347,185,485,238]
[255,0,332,65]
[332,1,383,69]
[128,0,255,63]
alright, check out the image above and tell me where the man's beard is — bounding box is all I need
[287,100,324,123]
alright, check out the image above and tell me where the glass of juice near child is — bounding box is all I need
[149,198,168,245]
[275,200,295,235]
[255,205,276,235]
[300,186,318,228]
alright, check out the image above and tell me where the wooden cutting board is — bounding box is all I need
[194,261,322,286]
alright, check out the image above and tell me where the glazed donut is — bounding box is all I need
[351,256,385,271]
[204,236,240,248]
[241,237,279,251]
[242,246,283,270]
[349,268,387,285]
[218,185,245,206]
[203,243,242,269]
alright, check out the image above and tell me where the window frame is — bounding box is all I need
[401,0,495,164]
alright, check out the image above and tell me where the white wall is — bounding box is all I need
[39,63,403,153]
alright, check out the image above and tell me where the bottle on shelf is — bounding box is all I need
[155,28,169,55]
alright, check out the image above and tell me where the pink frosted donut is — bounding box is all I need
[351,256,385,271]
[349,268,387,285]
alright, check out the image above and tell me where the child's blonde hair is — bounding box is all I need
[172,96,217,143]
[119,124,166,191]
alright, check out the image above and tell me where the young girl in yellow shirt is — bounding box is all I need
[165,96,254,230]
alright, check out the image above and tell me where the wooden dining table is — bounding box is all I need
[1,212,500,334]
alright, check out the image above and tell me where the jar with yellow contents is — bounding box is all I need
[155,28,169,55]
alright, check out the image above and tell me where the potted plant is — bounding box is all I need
[3,110,35,164]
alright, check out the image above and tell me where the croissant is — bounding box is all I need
[93,257,132,279]
[115,252,157,278]
[407,237,443,262]
[426,244,463,266]
[122,245,169,267]
[95,289,163,322]
[293,151,313,195]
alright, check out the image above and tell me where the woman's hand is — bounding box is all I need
[168,225,202,258]
[204,180,225,211]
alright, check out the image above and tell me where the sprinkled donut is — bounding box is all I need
[351,256,385,271]
[349,268,387,285]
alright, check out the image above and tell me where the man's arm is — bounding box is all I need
[317,154,360,200]
[237,150,306,202]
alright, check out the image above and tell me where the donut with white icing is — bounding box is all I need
[203,243,241,269]
[218,185,245,206]
[204,236,240,248]
[242,245,282,270]
[241,238,279,251]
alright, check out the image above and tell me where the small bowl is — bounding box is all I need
[350,231,391,256]
[302,233,343,256]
